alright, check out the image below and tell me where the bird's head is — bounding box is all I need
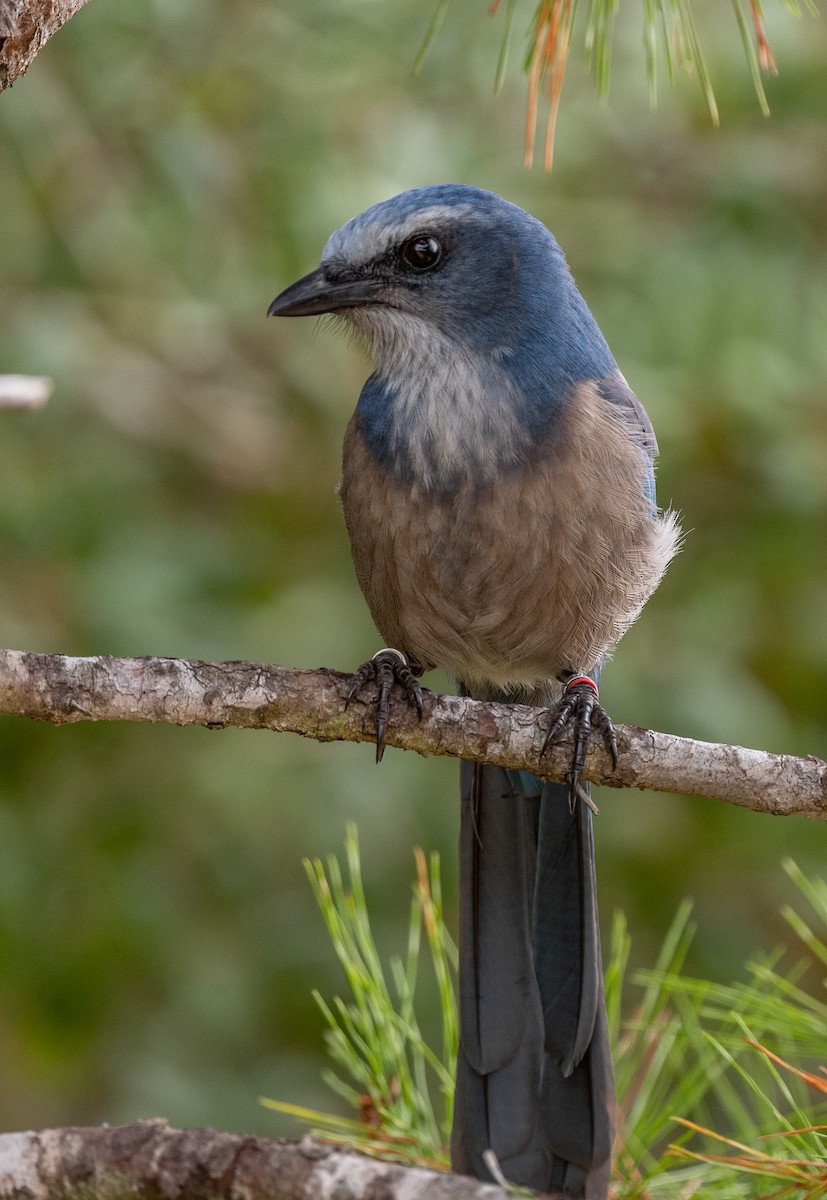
[268,184,579,367]
[269,186,619,485]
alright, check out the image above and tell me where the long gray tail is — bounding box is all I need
[450,761,615,1197]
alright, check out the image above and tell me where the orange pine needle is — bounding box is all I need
[746,1039,827,1095]
[671,1046,827,1190]
[525,7,548,167]
[414,845,437,937]
[544,3,571,172]
[751,0,778,74]
[765,1125,827,1138]
[525,1,571,171]
[672,1116,779,1160]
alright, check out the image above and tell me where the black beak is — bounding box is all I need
[267,266,380,318]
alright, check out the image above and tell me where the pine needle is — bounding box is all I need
[264,835,827,1198]
[413,0,819,169]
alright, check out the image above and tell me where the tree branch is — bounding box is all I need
[1,648,824,819]
[0,1121,507,1200]
[0,373,52,408]
[0,0,91,92]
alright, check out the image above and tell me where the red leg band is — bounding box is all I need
[565,675,599,696]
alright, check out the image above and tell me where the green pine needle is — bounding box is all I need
[494,0,521,94]
[415,0,820,165]
[264,830,827,1195]
[412,0,450,78]
[732,0,772,117]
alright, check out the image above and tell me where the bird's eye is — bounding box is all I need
[401,235,442,271]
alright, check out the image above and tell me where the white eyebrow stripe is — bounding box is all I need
[322,203,477,268]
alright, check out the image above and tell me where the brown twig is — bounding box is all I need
[0,1120,509,1200]
[1,648,824,819]
[0,0,91,91]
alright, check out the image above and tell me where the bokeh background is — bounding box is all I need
[0,0,825,1139]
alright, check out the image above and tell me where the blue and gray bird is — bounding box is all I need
[269,185,680,1198]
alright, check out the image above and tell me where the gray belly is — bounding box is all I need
[340,420,678,693]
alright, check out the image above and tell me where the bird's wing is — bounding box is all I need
[596,372,658,456]
[596,372,659,509]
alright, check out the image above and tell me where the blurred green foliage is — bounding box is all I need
[0,0,825,1140]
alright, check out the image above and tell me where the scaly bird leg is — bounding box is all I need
[542,674,618,806]
[344,648,424,763]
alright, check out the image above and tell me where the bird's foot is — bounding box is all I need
[542,674,618,807]
[344,648,424,763]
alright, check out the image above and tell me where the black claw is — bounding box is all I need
[344,661,374,709]
[344,649,424,762]
[590,704,619,770]
[374,656,396,762]
[541,679,616,806]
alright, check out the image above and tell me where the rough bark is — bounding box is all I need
[0,1121,509,1200]
[0,0,90,92]
[0,648,824,819]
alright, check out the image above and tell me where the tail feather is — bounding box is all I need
[451,761,614,1197]
[534,785,601,1073]
[456,760,539,1076]
[540,988,615,1170]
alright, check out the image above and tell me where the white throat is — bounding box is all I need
[349,307,528,490]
